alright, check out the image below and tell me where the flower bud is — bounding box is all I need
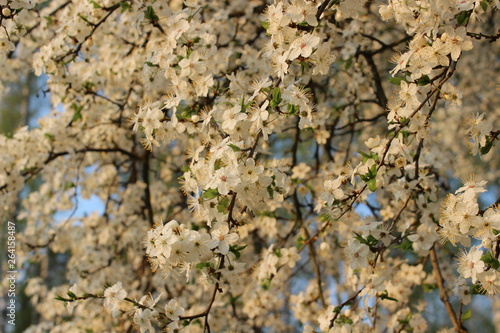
[2,7,12,17]
[482,237,493,249]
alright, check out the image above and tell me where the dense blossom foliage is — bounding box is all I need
[0,0,499,332]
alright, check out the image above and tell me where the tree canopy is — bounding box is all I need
[0,0,499,332]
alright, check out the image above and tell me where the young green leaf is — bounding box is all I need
[202,188,219,199]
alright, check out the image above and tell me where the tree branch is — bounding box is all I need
[429,246,467,333]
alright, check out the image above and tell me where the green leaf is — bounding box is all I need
[358,149,371,159]
[399,116,410,127]
[481,0,488,11]
[228,144,241,152]
[397,239,413,251]
[261,21,270,30]
[77,14,91,24]
[416,75,431,86]
[196,262,214,271]
[354,232,369,245]
[44,133,55,141]
[239,96,254,112]
[120,1,132,12]
[145,6,159,22]
[202,188,219,199]
[229,294,241,304]
[480,136,493,155]
[71,103,83,122]
[217,197,230,213]
[44,16,54,25]
[358,150,379,163]
[231,249,241,260]
[233,245,248,251]
[67,291,77,299]
[267,185,274,199]
[287,103,299,115]
[367,178,377,191]
[296,235,305,251]
[461,309,472,321]
[344,57,353,70]
[389,77,406,85]
[366,234,378,246]
[423,283,438,292]
[270,87,282,108]
[456,11,469,26]
[379,290,398,302]
[214,159,222,170]
[400,130,412,139]
[82,81,95,91]
[89,0,101,9]
[481,252,500,269]
[300,60,311,73]
[229,244,247,259]
[21,166,37,174]
[336,316,353,325]
[319,213,331,222]
[470,283,486,295]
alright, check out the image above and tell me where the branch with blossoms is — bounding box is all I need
[304,56,459,246]
[56,283,187,331]
[1,0,499,332]
[326,288,363,329]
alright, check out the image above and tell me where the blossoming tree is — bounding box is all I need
[1,0,499,331]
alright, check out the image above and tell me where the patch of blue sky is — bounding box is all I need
[54,165,106,223]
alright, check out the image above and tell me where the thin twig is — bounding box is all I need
[329,288,364,328]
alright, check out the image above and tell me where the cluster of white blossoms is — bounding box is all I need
[0,0,499,332]
[102,281,186,331]
[144,219,240,279]
[440,176,500,294]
